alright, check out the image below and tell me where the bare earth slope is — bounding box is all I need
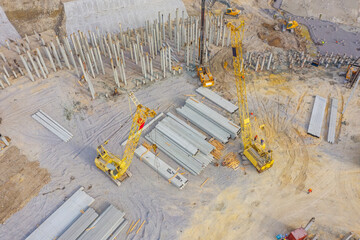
[0,0,65,36]
[0,146,50,224]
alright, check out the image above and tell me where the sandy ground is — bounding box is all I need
[181,63,360,239]
[0,0,359,239]
[0,146,50,224]
[0,52,359,240]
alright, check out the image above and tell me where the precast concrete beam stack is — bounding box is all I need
[144,115,214,175]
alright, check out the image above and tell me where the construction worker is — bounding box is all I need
[260,139,266,150]
[78,75,85,86]
[307,188,312,194]
[112,87,120,96]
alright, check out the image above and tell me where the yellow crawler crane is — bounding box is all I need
[95,92,156,186]
[227,21,274,173]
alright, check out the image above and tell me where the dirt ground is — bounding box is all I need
[281,0,360,28]
[0,0,359,239]
[0,146,50,224]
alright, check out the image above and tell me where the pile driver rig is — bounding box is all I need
[227,21,274,173]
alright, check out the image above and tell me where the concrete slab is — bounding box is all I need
[307,95,327,138]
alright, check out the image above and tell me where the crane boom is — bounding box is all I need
[227,21,274,173]
[227,21,252,147]
[95,92,156,186]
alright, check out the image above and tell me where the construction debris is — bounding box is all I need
[222,152,240,170]
[200,177,210,187]
[209,139,224,160]
[136,220,146,234]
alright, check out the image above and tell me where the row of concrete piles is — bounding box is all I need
[239,49,359,73]
[287,50,357,69]
[0,9,234,96]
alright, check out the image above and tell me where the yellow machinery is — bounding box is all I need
[227,21,274,173]
[345,57,360,88]
[95,92,156,186]
[197,66,214,87]
[281,19,298,32]
[286,20,298,30]
[198,0,215,87]
[225,8,241,17]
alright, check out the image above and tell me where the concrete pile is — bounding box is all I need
[0,2,233,93]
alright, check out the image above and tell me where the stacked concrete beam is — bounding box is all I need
[185,97,240,139]
[135,145,188,189]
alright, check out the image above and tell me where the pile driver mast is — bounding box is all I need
[95,92,156,186]
[197,0,215,87]
[227,21,274,173]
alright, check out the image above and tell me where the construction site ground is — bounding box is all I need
[0,62,359,240]
[0,0,359,239]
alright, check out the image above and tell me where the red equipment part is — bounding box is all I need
[288,228,307,240]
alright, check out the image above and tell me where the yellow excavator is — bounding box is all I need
[209,0,241,18]
[198,0,215,87]
[224,8,241,17]
[227,21,274,173]
[284,19,298,32]
[95,92,156,186]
